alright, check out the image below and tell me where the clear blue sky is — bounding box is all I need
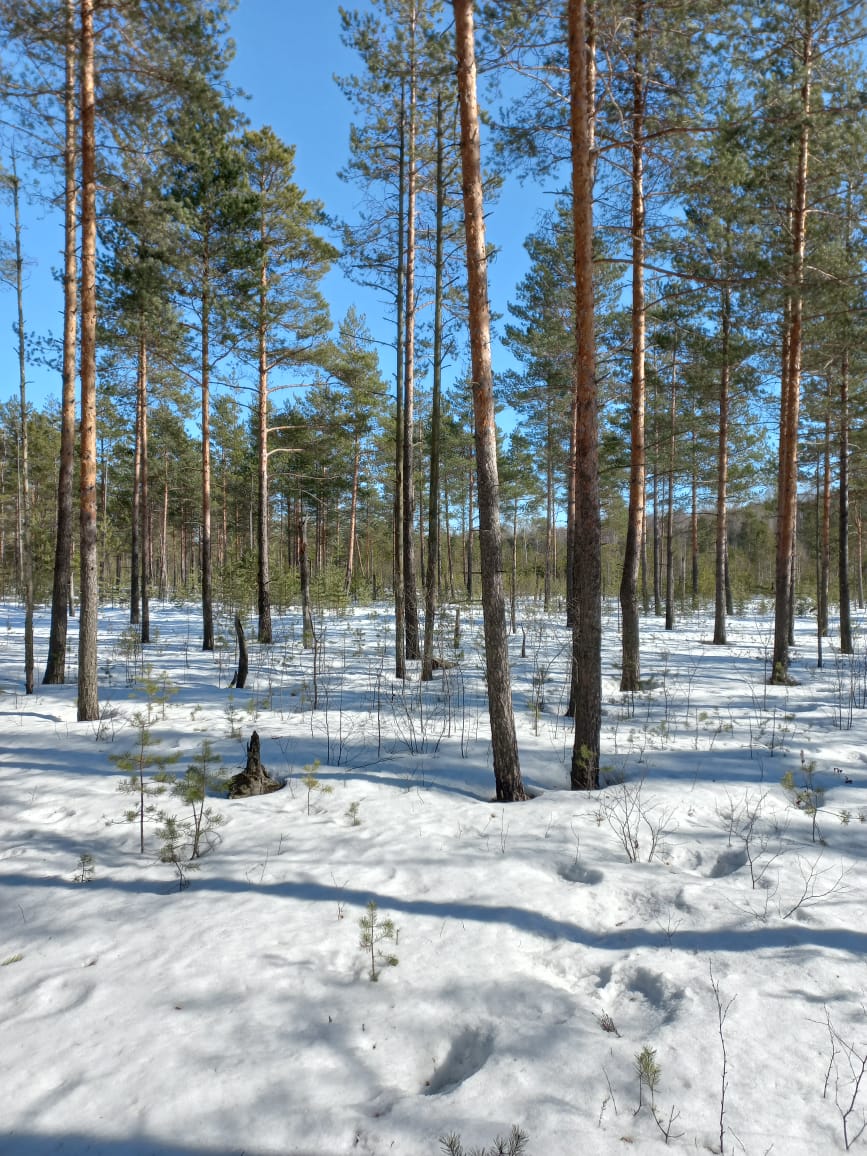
[0,2,546,414]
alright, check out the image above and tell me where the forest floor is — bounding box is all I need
[2,598,867,1156]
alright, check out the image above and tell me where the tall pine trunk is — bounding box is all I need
[130,344,143,625]
[393,85,407,679]
[200,248,215,652]
[839,348,852,652]
[44,0,78,685]
[713,286,732,643]
[453,0,526,802]
[422,92,446,683]
[771,12,811,683]
[403,5,420,660]
[140,343,150,645]
[664,333,678,632]
[619,0,646,693]
[11,156,34,695]
[77,0,99,721]
[568,0,602,790]
[256,248,272,644]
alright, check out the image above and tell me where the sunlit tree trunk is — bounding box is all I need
[77,0,99,721]
[200,242,215,652]
[403,6,420,660]
[256,252,272,644]
[713,286,732,644]
[619,0,646,692]
[453,0,526,801]
[422,93,446,683]
[44,0,78,685]
[665,333,678,632]
[140,339,150,644]
[130,349,143,626]
[839,349,852,652]
[771,12,811,683]
[393,85,407,679]
[11,155,34,694]
[568,0,601,789]
[299,513,314,649]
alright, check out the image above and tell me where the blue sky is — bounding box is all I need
[0,2,547,414]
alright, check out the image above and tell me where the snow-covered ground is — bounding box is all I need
[2,598,867,1156]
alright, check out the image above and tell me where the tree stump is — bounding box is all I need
[228,613,249,689]
[227,730,282,798]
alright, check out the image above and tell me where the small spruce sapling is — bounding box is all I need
[74,853,94,883]
[781,751,825,842]
[111,710,179,853]
[139,665,178,723]
[359,899,398,981]
[302,759,332,815]
[635,1045,662,1113]
[169,740,228,860]
[438,1125,529,1156]
[156,814,197,891]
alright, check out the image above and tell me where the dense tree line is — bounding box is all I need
[1,0,866,795]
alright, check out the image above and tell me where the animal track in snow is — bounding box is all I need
[423,1026,495,1095]
[708,848,748,878]
[558,861,604,885]
[599,962,686,1032]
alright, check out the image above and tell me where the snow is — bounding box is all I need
[2,599,867,1156]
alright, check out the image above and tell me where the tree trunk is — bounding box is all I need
[771,17,811,683]
[453,0,526,802]
[664,333,678,632]
[819,406,831,639]
[403,7,420,660]
[231,612,248,689]
[422,93,445,683]
[256,251,272,644]
[11,156,34,695]
[200,242,214,652]
[44,0,78,686]
[691,420,699,606]
[713,286,731,644]
[299,514,314,650]
[130,344,143,625]
[140,348,150,644]
[839,349,852,652]
[619,0,646,692]
[344,434,361,593]
[466,465,474,599]
[568,0,602,790]
[393,84,407,679]
[77,0,99,722]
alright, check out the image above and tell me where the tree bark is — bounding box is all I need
[568,0,602,790]
[839,349,852,652]
[44,0,78,686]
[393,84,407,679]
[77,0,99,722]
[422,92,446,683]
[130,344,143,625]
[299,514,314,650]
[771,14,811,683]
[403,6,420,660]
[453,0,526,802]
[200,243,215,652]
[11,156,34,695]
[140,340,150,644]
[664,333,678,632]
[619,0,647,692]
[231,613,248,689]
[713,286,732,643]
[256,245,272,644]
